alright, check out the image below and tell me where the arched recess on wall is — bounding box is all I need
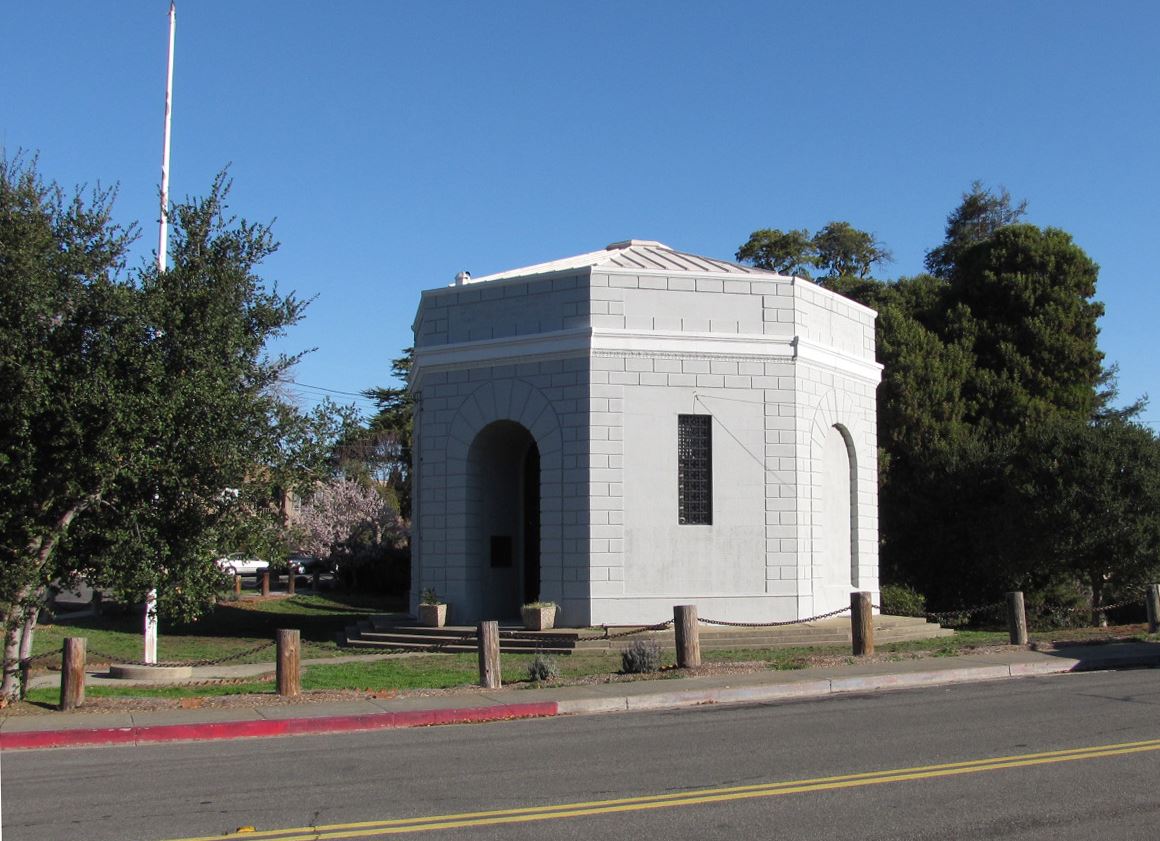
[828,423,858,587]
[807,390,864,609]
[442,378,563,622]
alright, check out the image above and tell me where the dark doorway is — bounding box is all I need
[466,421,542,620]
[523,443,541,603]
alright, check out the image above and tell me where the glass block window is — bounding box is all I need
[678,414,713,525]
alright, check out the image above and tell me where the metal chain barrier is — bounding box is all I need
[1043,597,1138,614]
[923,601,1006,624]
[19,651,62,668]
[698,605,853,627]
[84,640,276,668]
[922,590,1150,628]
[427,631,476,652]
[496,619,675,647]
[594,620,674,640]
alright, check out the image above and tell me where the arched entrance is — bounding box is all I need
[467,421,541,620]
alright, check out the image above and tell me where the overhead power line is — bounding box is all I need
[290,381,377,400]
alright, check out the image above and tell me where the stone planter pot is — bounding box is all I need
[418,603,447,628]
[521,605,557,631]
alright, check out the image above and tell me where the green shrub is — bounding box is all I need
[880,583,927,617]
[620,638,663,674]
[526,653,560,682]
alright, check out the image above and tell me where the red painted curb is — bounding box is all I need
[0,701,559,751]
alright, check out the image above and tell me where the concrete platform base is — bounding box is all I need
[108,664,194,681]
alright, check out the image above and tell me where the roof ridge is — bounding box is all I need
[464,241,777,284]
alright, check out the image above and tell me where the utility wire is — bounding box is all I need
[290,381,376,399]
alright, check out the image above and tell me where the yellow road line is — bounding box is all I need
[166,737,1160,841]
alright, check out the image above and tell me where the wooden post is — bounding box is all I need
[233,574,242,596]
[851,591,874,656]
[477,620,501,689]
[312,571,320,592]
[59,637,86,711]
[1146,584,1160,634]
[674,605,701,668]
[287,568,296,596]
[261,571,270,597]
[276,629,301,697]
[1006,591,1029,645]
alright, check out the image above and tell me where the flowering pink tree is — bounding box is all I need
[294,478,404,562]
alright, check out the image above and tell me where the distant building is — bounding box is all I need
[409,240,880,626]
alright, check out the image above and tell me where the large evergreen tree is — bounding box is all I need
[736,221,891,284]
[741,183,1154,615]
[0,159,336,698]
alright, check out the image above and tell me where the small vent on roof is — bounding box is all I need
[454,271,471,286]
[606,239,669,250]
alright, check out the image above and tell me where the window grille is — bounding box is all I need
[678,414,712,525]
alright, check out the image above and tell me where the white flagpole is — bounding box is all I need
[157,0,175,272]
[145,0,175,666]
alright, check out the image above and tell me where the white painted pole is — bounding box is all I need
[145,1,176,666]
[158,0,175,272]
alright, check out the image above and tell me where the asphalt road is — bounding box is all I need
[4,668,1160,840]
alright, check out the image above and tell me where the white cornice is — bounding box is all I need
[413,328,590,370]
[411,327,882,386]
[793,337,883,382]
[591,328,796,359]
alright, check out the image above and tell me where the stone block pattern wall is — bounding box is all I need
[793,281,877,363]
[412,265,879,627]
[414,273,589,346]
[583,269,878,625]
[793,282,880,615]
[587,271,795,624]
[412,358,593,625]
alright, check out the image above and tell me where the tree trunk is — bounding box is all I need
[1091,575,1106,628]
[1,587,32,701]
[18,604,38,699]
[1,501,88,701]
[1,609,22,701]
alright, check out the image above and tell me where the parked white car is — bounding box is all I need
[214,553,269,576]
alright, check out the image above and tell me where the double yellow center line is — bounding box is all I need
[170,737,1160,840]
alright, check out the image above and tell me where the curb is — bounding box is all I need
[0,702,559,751]
[554,655,1160,716]
[5,651,1157,752]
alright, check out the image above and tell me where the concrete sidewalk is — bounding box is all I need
[2,642,1157,751]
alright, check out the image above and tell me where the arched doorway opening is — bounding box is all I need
[467,421,541,620]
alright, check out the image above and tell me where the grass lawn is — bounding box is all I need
[20,598,1156,707]
[18,629,1043,706]
[29,592,405,666]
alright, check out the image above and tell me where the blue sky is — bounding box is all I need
[5,1,1157,424]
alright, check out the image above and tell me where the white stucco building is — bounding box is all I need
[409,240,881,626]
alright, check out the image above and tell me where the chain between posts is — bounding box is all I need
[83,640,276,668]
[1048,597,1138,614]
[497,620,675,647]
[19,651,62,668]
[698,606,853,627]
[922,601,1006,623]
[921,590,1149,627]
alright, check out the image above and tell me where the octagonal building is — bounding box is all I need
[409,240,881,627]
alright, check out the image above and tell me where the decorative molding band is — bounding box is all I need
[793,338,883,383]
[591,328,795,360]
[412,327,881,384]
[412,328,590,386]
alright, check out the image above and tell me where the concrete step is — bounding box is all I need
[343,638,576,655]
[356,631,577,651]
[344,614,953,654]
